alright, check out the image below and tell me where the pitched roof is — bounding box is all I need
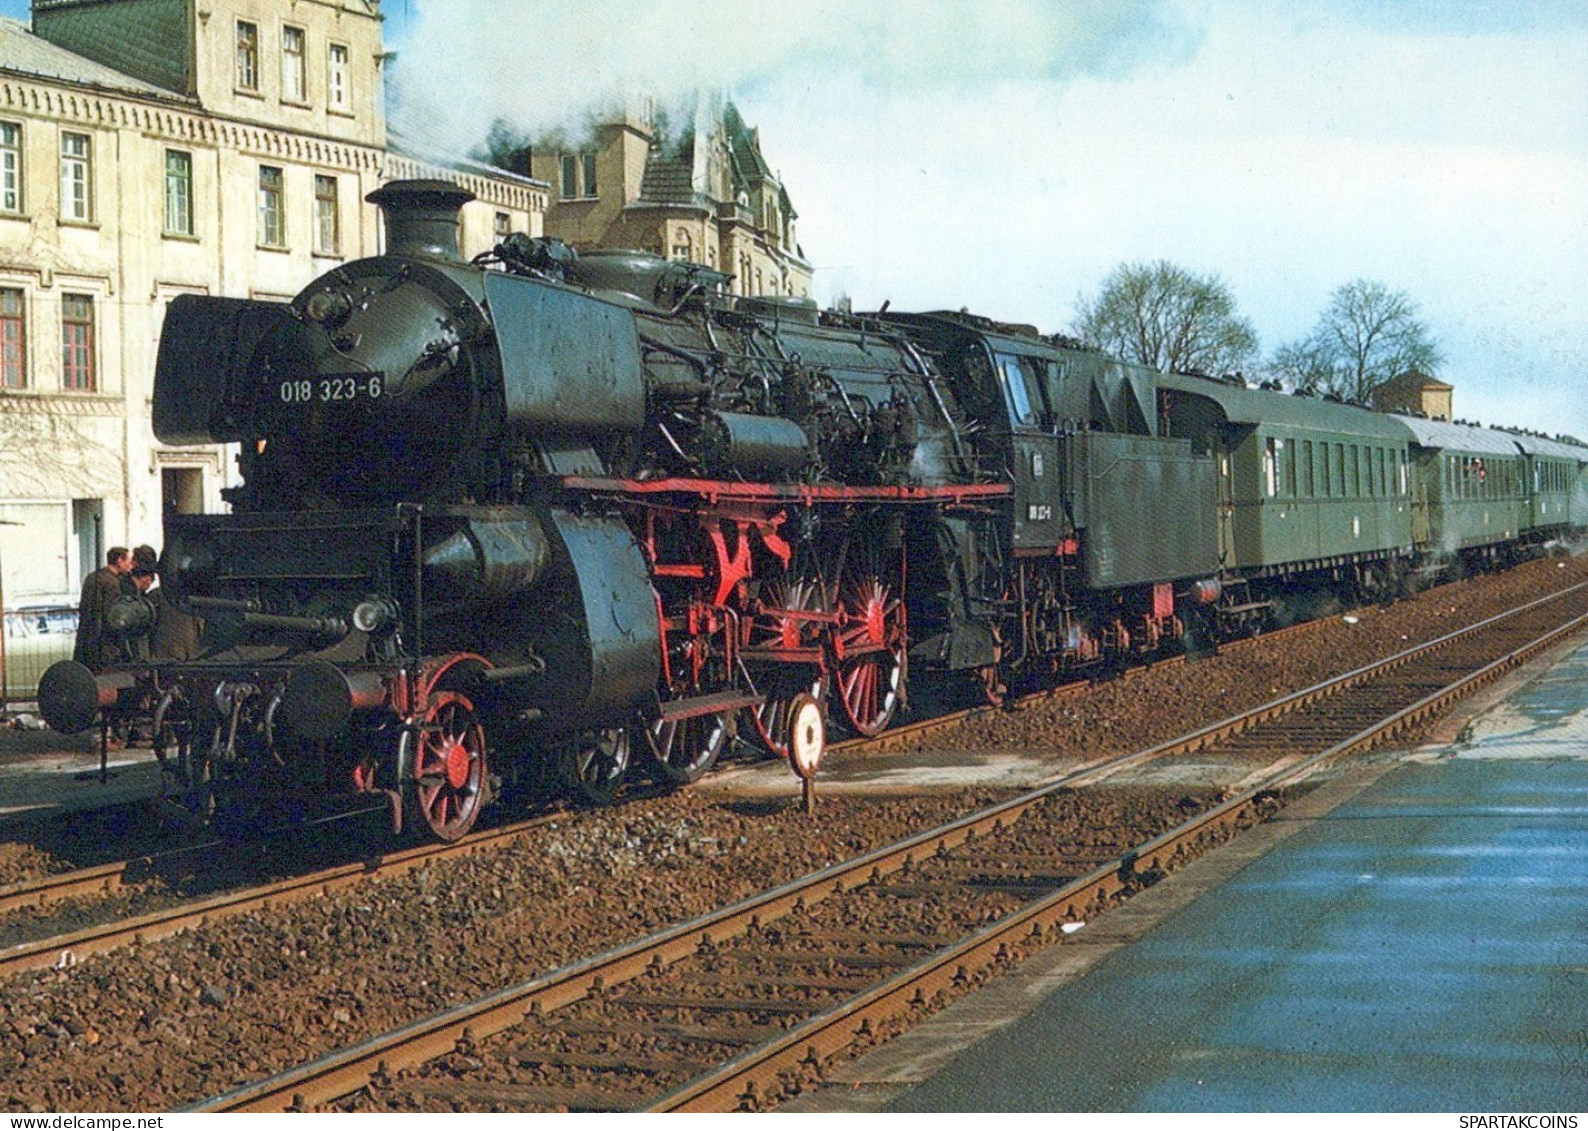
[0,16,179,100]
[638,144,700,205]
[1375,368,1453,394]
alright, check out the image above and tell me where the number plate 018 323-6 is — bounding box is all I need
[276,373,385,406]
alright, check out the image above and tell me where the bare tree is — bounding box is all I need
[1275,279,1443,402]
[0,399,121,496]
[1074,260,1258,375]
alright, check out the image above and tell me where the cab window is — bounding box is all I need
[996,353,1045,428]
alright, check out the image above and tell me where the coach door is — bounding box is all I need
[1215,437,1236,567]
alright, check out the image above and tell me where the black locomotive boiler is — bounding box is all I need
[41,179,1583,841]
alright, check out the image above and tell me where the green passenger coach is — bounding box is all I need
[1393,416,1529,561]
[1157,373,1413,580]
[1509,431,1588,536]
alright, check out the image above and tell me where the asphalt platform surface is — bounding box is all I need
[787,639,1588,1112]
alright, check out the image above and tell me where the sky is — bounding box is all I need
[2,0,1584,440]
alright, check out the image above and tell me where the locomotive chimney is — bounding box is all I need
[367,179,475,261]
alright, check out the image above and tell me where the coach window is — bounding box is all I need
[1286,441,1298,498]
[1263,438,1278,497]
[1302,441,1314,496]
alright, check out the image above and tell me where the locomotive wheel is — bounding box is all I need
[559,726,631,806]
[409,691,487,842]
[745,577,830,759]
[833,573,906,737]
[647,710,732,787]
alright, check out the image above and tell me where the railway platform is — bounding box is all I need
[785,639,1588,1112]
[0,721,160,822]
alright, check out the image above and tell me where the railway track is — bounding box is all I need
[0,810,569,978]
[0,578,1342,947]
[182,579,1588,1113]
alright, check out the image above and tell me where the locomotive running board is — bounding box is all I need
[657,689,764,721]
[560,475,1011,506]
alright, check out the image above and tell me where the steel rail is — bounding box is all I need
[0,810,564,979]
[183,581,1588,1113]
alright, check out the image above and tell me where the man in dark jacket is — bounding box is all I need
[72,546,132,671]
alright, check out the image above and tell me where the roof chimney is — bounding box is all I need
[366,179,475,261]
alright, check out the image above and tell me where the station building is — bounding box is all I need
[0,0,544,611]
[524,90,813,300]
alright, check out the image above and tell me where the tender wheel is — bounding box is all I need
[558,726,631,806]
[409,691,487,841]
[647,709,732,787]
[833,572,906,736]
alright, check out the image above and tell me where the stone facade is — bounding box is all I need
[528,92,812,299]
[1370,369,1454,421]
[0,0,546,609]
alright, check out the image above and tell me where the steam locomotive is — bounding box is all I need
[39,180,1587,841]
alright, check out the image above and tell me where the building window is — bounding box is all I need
[328,44,350,111]
[59,132,91,222]
[559,154,577,199]
[581,153,598,197]
[257,165,284,247]
[236,21,259,92]
[61,294,93,392]
[314,174,339,255]
[282,26,307,103]
[671,231,691,262]
[0,288,24,389]
[0,122,20,213]
[493,211,511,239]
[164,150,193,236]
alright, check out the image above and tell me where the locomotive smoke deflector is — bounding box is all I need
[367,179,476,261]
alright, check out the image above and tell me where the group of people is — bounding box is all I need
[72,544,200,671]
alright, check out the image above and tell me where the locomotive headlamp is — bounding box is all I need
[105,594,155,638]
[304,289,353,328]
[352,596,399,634]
